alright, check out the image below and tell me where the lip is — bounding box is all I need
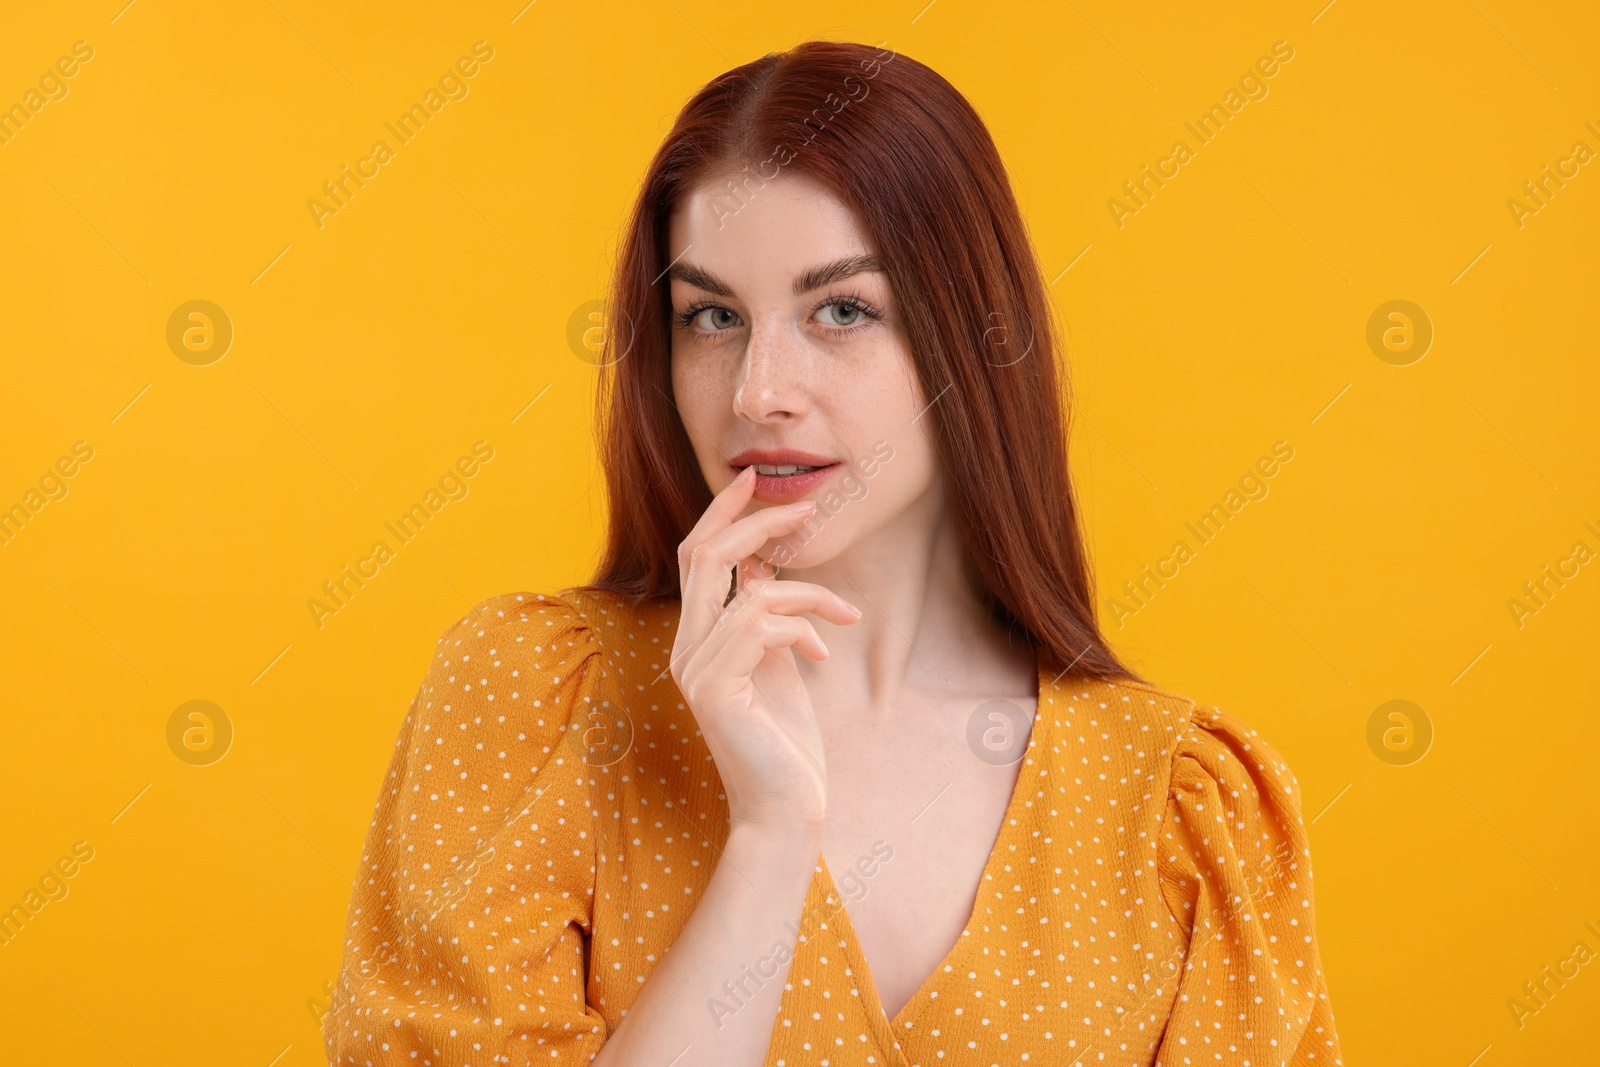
[728,449,843,504]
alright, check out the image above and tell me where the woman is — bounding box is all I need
[324,40,1342,1066]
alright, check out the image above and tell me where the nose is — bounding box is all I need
[732,319,808,422]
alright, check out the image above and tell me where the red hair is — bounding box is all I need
[572,39,1143,683]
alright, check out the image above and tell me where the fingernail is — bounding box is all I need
[790,500,815,511]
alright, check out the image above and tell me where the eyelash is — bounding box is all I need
[672,293,884,340]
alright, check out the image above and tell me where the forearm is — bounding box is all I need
[592,821,821,1067]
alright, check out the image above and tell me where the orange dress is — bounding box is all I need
[323,588,1343,1066]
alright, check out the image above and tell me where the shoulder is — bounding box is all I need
[1057,674,1197,721]
[413,587,683,722]
[422,592,596,704]
[1150,697,1320,923]
[1170,702,1304,808]
[1050,674,1302,801]
[423,586,676,669]
[402,590,625,755]
[1045,673,1200,763]
[371,590,653,838]
[431,589,597,655]
[1152,694,1311,850]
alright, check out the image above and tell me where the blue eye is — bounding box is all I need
[674,303,740,332]
[670,293,885,339]
[815,299,867,328]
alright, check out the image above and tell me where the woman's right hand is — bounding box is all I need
[671,465,862,831]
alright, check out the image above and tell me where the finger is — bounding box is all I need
[736,547,782,592]
[678,464,757,597]
[686,613,828,713]
[729,578,861,629]
[671,496,803,683]
[695,578,861,669]
[678,501,818,655]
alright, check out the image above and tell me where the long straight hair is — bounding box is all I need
[572,39,1142,683]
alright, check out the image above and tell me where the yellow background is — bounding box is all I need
[2,0,1596,1062]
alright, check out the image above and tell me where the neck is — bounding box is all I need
[779,482,1036,718]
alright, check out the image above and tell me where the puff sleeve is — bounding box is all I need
[323,592,614,1065]
[1154,705,1343,1066]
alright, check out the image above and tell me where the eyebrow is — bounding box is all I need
[666,253,883,298]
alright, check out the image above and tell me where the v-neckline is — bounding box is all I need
[813,648,1053,1039]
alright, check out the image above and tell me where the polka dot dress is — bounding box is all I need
[323,589,1344,1066]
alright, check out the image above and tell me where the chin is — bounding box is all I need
[765,531,843,573]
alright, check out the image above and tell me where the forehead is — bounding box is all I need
[666,172,875,286]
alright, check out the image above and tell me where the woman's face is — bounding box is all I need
[666,171,940,570]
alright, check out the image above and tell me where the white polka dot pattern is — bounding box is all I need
[322,589,1344,1066]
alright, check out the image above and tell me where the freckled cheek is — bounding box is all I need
[671,353,734,416]
[825,364,924,446]
[669,359,738,475]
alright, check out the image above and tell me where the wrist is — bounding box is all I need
[725,817,824,864]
